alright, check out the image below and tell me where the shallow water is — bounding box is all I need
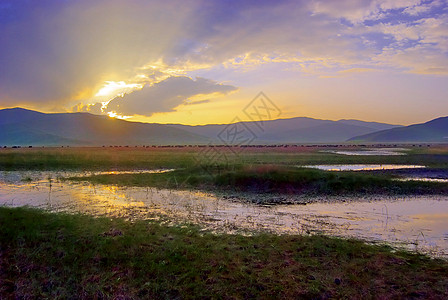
[322,148,408,156]
[301,164,426,171]
[1,171,448,257]
[4,169,173,181]
[397,178,448,183]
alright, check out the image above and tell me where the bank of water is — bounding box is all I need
[1,171,447,257]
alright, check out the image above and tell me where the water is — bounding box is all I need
[397,178,448,183]
[3,169,173,181]
[322,148,409,156]
[301,165,426,171]
[1,171,448,257]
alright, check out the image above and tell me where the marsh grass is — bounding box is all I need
[20,176,33,182]
[1,146,448,171]
[3,147,448,198]
[1,207,447,299]
[68,164,448,198]
[2,147,448,298]
[0,147,197,170]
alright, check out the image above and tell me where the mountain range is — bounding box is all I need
[0,108,208,146]
[349,116,448,143]
[0,107,446,146]
[168,118,400,144]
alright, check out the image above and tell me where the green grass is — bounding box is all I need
[0,147,196,170]
[67,164,448,199]
[1,207,447,299]
[1,145,448,171]
[10,146,432,198]
[2,146,448,199]
[2,147,448,297]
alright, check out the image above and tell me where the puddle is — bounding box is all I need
[1,171,448,258]
[0,169,174,183]
[77,169,175,176]
[396,178,448,183]
[322,148,409,156]
[301,165,426,171]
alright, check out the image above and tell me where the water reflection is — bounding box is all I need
[322,148,409,156]
[1,171,448,257]
[396,177,448,183]
[301,164,426,171]
[0,169,173,183]
[79,169,175,176]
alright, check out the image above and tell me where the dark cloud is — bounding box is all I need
[0,0,350,110]
[0,0,197,108]
[106,76,237,116]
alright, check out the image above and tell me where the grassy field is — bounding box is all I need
[1,207,448,299]
[1,146,448,298]
[0,147,196,170]
[1,145,448,171]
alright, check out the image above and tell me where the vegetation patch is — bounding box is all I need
[1,145,448,171]
[68,164,448,199]
[1,207,448,299]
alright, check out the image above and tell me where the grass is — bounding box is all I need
[1,145,448,171]
[1,207,448,299]
[0,147,196,170]
[2,147,448,298]
[2,146,446,200]
[67,164,448,199]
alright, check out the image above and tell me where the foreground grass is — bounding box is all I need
[68,165,448,199]
[1,207,447,299]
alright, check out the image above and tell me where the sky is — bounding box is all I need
[0,0,447,125]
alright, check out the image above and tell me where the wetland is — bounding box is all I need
[1,145,448,298]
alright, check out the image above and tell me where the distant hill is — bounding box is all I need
[168,117,402,144]
[0,108,404,146]
[0,108,209,146]
[348,116,448,143]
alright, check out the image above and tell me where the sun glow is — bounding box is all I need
[94,81,144,113]
[95,81,142,98]
[107,111,131,120]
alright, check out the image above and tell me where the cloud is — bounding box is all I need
[183,99,211,106]
[339,67,379,74]
[72,102,103,115]
[105,76,237,116]
[310,0,425,23]
[0,0,447,116]
[363,12,448,74]
[374,44,448,74]
[0,0,198,109]
[0,0,357,112]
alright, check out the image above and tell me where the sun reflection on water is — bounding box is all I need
[1,170,448,258]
